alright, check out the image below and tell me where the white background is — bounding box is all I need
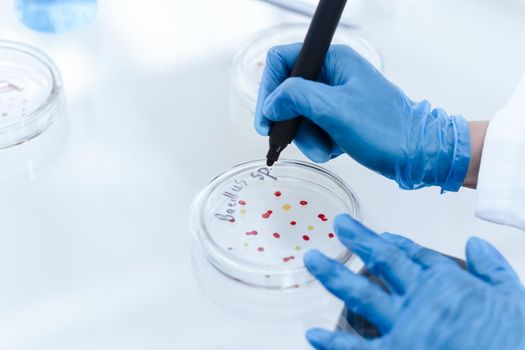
[0,0,525,349]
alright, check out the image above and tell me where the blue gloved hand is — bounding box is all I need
[303,214,525,350]
[255,44,470,191]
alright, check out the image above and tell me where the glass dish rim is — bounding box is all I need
[0,40,62,144]
[190,159,362,287]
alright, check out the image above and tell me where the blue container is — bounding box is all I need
[15,0,97,33]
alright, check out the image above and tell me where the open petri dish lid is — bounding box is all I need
[191,160,361,289]
[0,40,63,149]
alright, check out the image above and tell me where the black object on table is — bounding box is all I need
[265,0,347,166]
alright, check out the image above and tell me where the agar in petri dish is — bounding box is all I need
[229,23,383,134]
[191,159,361,289]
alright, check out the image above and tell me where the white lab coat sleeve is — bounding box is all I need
[476,73,525,231]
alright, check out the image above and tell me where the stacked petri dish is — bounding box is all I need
[0,40,66,182]
[229,23,383,135]
[191,159,362,325]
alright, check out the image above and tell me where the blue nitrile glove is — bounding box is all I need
[255,44,470,191]
[15,0,97,33]
[303,214,525,350]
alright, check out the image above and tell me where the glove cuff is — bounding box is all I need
[440,115,471,192]
[395,103,470,192]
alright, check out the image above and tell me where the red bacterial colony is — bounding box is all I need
[283,256,295,263]
[262,210,273,219]
[274,191,282,197]
[239,200,246,205]
[273,232,280,238]
[328,233,335,238]
[300,200,308,206]
[257,247,265,252]
[302,235,310,241]
[290,221,297,226]
[318,214,328,222]
[245,230,258,236]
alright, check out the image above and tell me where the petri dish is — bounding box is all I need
[0,40,66,182]
[191,159,361,289]
[0,40,63,149]
[229,23,383,134]
[191,243,345,327]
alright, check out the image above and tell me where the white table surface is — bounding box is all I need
[0,0,525,349]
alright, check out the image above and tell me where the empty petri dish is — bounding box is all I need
[191,159,361,289]
[0,41,66,182]
[229,22,383,135]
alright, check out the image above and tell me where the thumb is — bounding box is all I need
[466,237,520,288]
[262,77,341,129]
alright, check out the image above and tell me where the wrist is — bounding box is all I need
[462,121,488,189]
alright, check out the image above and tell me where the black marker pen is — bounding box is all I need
[265,0,347,167]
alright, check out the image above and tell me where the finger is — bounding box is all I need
[330,144,345,159]
[254,43,302,136]
[293,119,342,163]
[306,329,370,350]
[304,250,397,332]
[380,233,458,269]
[466,237,520,288]
[334,215,421,294]
[262,77,342,132]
